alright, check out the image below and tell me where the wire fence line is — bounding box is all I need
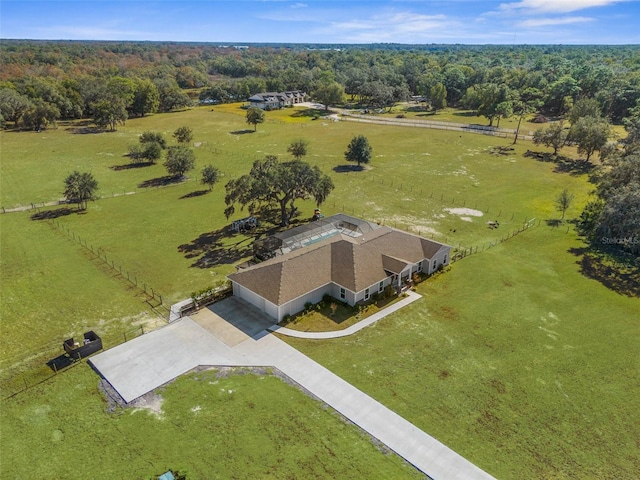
[328,198,541,252]
[450,218,541,262]
[339,113,534,140]
[1,324,146,401]
[1,176,200,214]
[2,218,171,399]
[49,219,170,318]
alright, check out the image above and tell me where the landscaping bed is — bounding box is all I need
[280,294,404,332]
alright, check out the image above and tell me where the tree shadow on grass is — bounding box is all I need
[110,161,155,171]
[180,189,209,199]
[546,219,563,227]
[290,108,330,118]
[569,247,640,297]
[31,207,76,220]
[452,111,478,117]
[63,120,105,135]
[67,127,105,135]
[524,151,594,176]
[553,157,595,176]
[138,175,184,188]
[333,164,365,173]
[405,106,430,113]
[178,226,255,268]
[230,129,254,135]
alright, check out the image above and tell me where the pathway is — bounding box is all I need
[269,290,422,339]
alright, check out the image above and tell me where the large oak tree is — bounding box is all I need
[224,155,334,226]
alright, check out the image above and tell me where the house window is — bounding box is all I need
[433,260,437,270]
[378,281,384,293]
[417,261,423,272]
[444,254,448,264]
[340,288,345,300]
[364,288,370,300]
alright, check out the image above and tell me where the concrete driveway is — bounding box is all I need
[190,296,274,346]
[90,297,496,480]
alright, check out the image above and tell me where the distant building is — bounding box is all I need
[228,214,450,322]
[247,91,306,110]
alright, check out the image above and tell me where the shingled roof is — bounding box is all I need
[229,226,448,306]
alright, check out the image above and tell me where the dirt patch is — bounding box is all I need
[385,214,441,237]
[130,392,164,418]
[444,207,483,217]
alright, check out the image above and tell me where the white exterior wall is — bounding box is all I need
[426,246,451,274]
[277,283,333,322]
[332,283,357,305]
[354,277,392,303]
[264,300,279,320]
[233,283,266,312]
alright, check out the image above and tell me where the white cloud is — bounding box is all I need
[290,2,308,8]
[517,16,595,27]
[326,12,460,39]
[499,0,624,14]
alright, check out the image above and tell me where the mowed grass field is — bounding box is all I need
[1,366,422,479]
[284,227,640,479]
[1,103,638,479]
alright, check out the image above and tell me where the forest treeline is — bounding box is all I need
[1,41,639,129]
[1,40,638,256]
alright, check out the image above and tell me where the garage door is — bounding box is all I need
[235,284,266,313]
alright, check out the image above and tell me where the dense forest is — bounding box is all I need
[1,41,640,126]
[1,40,638,254]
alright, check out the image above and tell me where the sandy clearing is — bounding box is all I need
[444,207,483,217]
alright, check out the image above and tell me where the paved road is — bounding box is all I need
[335,112,532,141]
[91,298,496,480]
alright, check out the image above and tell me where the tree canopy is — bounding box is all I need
[578,121,640,255]
[245,107,265,131]
[429,83,447,112]
[287,139,309,161]
[2,41,640,132]
[313,81,345,111]
[345,135,372,168]
[173,126,193,144]
[164,146,195,178]
[568,116,610,162]
[533,123,568,155]
[63,171,98,210]
[224,155,334,226]
[201,164,221,191]
[140,131,167,149]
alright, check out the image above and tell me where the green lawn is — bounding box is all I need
[282,227,640,479]
[1,366,422,479]
[1,104,637,479]
[0,212,157,381]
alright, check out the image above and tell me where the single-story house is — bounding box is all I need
[228,215,450,322]
[247,90,306,110]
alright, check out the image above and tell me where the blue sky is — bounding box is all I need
[1,0,639,44]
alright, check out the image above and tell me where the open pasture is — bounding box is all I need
[1,103,637,479]
[0,366,422,479]
[284,227,640,479]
